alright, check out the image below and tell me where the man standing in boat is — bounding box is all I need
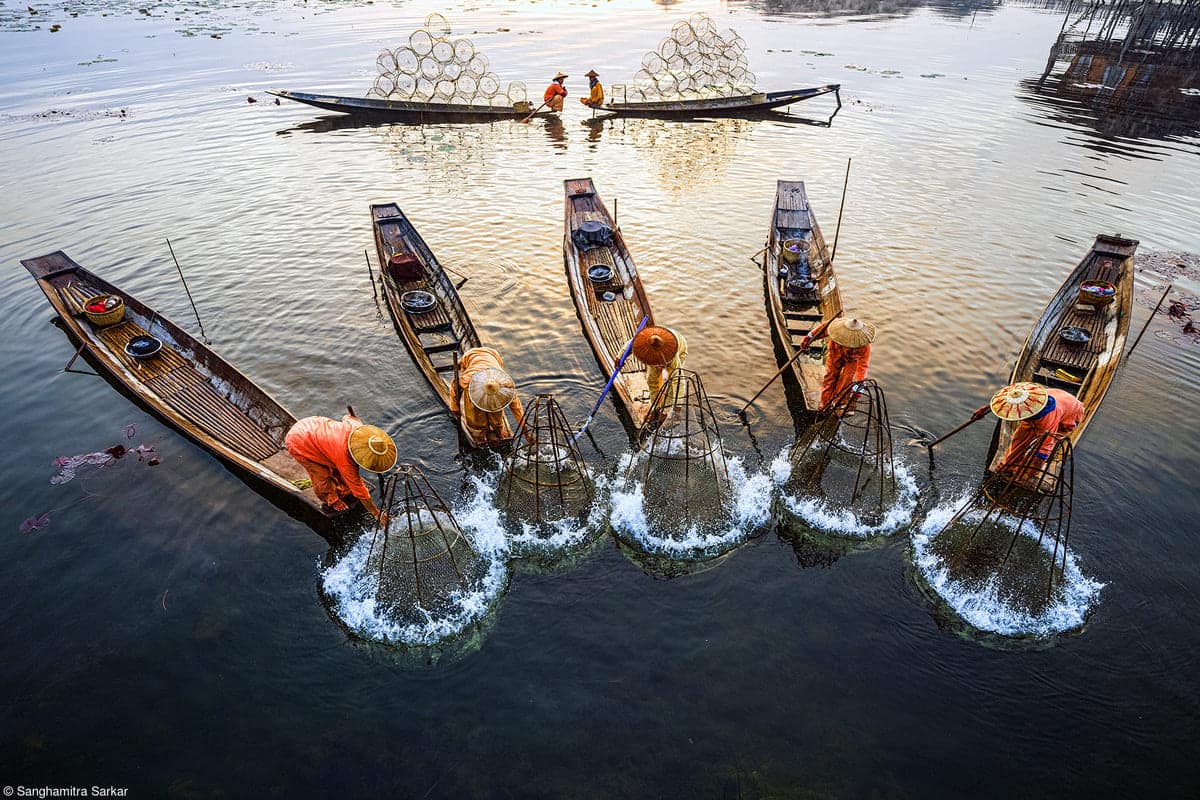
[819,317,875,411]
[975,382,1084,472]
[634,326,687,405]
[580,69,604,109]
[284,413,396,522]
[451,347,527,446]
[543,72,568,113]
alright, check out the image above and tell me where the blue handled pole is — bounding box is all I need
[573,315,650,442]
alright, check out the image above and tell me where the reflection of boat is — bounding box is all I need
[985,234,1137,473]
[601,85,841,117]
[269,89,557,122]
[562,178,657,432]
[763,181,844,411]
[368,203,512,450]
[22,251,335,521]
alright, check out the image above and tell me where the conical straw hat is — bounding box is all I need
[632,326,679,366]
[990,382,1050,421]
[348,425,398,473]
[828,317,877,347]
[553,71,568,81]
[469,367,516,412]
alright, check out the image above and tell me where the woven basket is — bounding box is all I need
[1078,281,1115,308]
[83,294,125,326]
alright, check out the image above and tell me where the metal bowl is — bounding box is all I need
[1059,326,1091,344]
[587,264,614,283]
[124,334,163,359]
[401,290,437,314]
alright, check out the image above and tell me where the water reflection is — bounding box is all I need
[745,0,1000,19]
[1020,1,1200,151]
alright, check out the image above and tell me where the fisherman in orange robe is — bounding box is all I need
[580,69,604,108]
[818,317,876,411]
[449,347,526,445]
[285,414,396,522]
[974,383,1085,471]
[543,72,568,112]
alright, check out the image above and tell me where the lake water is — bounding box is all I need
[2,0,1199,795]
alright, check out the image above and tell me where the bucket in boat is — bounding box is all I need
[1078,280,1116,307]
[83,294,125,326]
[587,264,614,284]
[401,290,437,314]
[781,238,807,266]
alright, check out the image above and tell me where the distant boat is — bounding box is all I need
[600,85,840,118]
[269,89,556,122]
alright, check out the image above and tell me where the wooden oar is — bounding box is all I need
[924,406,990,449]
[519,100,549,123]
[737,315,838,414]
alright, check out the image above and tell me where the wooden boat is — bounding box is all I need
[369,202,514,449]
[763,180,844,411]
[21,251,333,520]
[562,178,656,431]
[269,89,556,122]
[601,85,840,118]
[986,234,1138,472]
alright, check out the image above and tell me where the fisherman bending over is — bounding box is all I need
[974,382,1084,472]
[285,413,396,522]
[543,72,568,112]
[451,346,527,446]
[819,317,875,411]
[634,326,687,404]
[581,69,604,109]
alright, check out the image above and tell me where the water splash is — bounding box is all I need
[911,495,1104,637]
[610,453,772,558]
[460,470,605,559]
[772,450,919,538]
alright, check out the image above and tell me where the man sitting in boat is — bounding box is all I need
[284,414,396,522]
[580,69,604,109]
[634,326,687,405]
[543,72,568,112]
[975,382,1085,472]
[450,347,526,445]
[819,317,875,411]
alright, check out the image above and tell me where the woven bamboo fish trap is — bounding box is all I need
[786,379,900,529]
[638,368,730,532]
[365,464,487,616]
[928,432,1076,606]
[497,394,594,530]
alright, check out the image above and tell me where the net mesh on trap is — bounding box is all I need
[497,394,594,529]
[786,379,899,528]
[365,13,524,108]
[638,369,730,532]
[613,12,756,104]
[365,464,487,616]
[929,433,1076,607]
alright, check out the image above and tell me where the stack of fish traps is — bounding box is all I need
[366,13,528,107]
[614,13,757,103]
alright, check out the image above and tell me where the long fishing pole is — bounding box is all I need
[1125,283,1172,362]
[829,157,852,265]
[573,315,650,443]
[165,238,208,343]
[737,315,838,415]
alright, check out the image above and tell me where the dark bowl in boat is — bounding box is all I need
[124,334,163,359]
[587,264,614,284]
[401,290,437,314]
[1059,326,1091,344]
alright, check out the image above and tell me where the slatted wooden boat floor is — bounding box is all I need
[96,321,280,462]
[593,295,647,377]
[1040,255,1125,371]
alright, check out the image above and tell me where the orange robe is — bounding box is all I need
[998,388,1085,470]
[819,342,871,410]
[580,80,604,107]
[449,347,526,445]
[284,415,371,506]
[543,82,567,112]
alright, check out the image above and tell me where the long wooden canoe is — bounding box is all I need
[763,180,844,412]
[562,178,656,431]
[21,251,333,520]
[269,89,557,122]
[369,202,514,449]
[985,234,1138,472]
[601,85,840,118]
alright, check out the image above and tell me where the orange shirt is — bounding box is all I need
[819,341,871,409]
[449,347,525,444]
[999,388,1085,469]
[284,415,371,502]
[544,82,567,103]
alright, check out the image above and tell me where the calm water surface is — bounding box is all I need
[2,0,1199,795]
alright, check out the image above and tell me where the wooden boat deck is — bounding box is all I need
[23,252,325,516]
[563,178,654,429]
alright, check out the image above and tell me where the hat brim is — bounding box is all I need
[989,382,1050,421]
[348,425,398,473]
[632,327,679,366]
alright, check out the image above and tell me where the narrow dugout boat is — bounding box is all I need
[269,89,556,122]
[601,85,840,118]
[369,202,514,449]
[985,234,1138,472]
[763,180,844,411]
[562,178,656,431]
[21,251,332,519]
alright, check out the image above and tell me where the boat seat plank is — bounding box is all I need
[423,341,461,355]
[775,209,811,230]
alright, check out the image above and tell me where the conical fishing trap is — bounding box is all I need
[785,379,901,529]
[927,432,1076,608]
[497,394,594,530]
[637,368,730,533]
[365,464,488,619]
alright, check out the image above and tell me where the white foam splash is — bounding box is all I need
[773,450,919,537]
[911,495,1105,637]
[461,470,604,557]
[321,525,509,646]
[609,453,772,558]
